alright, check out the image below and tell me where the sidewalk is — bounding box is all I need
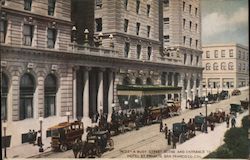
[161,111,248,159]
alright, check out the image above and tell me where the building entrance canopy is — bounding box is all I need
[117,85,182,96]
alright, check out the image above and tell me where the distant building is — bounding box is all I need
[202,43,249,95]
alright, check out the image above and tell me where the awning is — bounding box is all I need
[117,85,182,96]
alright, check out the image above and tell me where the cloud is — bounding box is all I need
[202,7,248,37]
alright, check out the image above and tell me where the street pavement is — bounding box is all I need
[4,88,249,159]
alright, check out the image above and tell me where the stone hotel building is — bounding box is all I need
[1,0,203,147]
[202,43,249,95]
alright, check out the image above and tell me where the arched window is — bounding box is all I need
[44,74,57,118]
[213,63,218,70]
[221,62,226,70]
[161,74,166,85]
[206,63,211,70]
[20,73,35,120]
[122,77,131,85]
[228,62,234,70]
[135,78,143,85]
[146,78,153,85]
[1,73,8,120]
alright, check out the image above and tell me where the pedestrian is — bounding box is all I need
[226,114,230,128]
[160,120,163,132]
[231,116,236,128]
[28,129,32,144]
[172,135,177,149]
[167,130,172,145]
[37,130,42,147]
[164,124,168,139]
[32,130,36,145]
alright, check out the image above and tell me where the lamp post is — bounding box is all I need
[111,103,116,112]
[66,111,70,123]
[135,99,139,111]
[205,97,208,133]
[72,26,77,51]
[38,117,44,152]
[124,100,128,113]
[109,34,114,49]
[98,32,103,47]
[3,120,7,158]
[84,29,89,46]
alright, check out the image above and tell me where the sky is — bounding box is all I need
[201,0,249,47]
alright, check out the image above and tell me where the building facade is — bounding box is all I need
[202,43,249,95]
[1,0,203,147]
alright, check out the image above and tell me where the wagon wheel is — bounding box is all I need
[60,144,68,152]
[107,139,114,150]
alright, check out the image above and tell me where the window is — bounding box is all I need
[213,63,218,70]
[183,1,185,11]
[164,18,170,30]
[135,78,143,85]
[190,54,193,64]
[136,45,141,59]
[95,18,102,32]
[206,51,210,58]
[147,26,151,37]
[242,63,246,71]
[23,24,33,46]
[48,0,56,16]
[124,19,129,32]
[136,22,140,35]
[214,50,218,58]
[229,49,233,57]
[123,77,131,85]
[124,0,128,10]
[146,78,153,85]
[221,50,225,57]
[96,0,102,8]
[206,63,211,70]
[221,62,226,70]
[189,21,192,30]
[136,0,140,14]
[195,8,198,16]
[189,4,191,14]
[20,73,35,120]
[163,0,169,7]
[183,19,186,29]
[238,63,241,71]
[184,53,187,64]
[164,35,169,43]
[196,55,199,65]
[124,42,130,58]
[183,36,186,45]
[47,28,57,48]
[228,62,234,70]
[147,46,152,60]
[24,0,32,11]
[189,38,192,47]
[195,24,198,32]
[1,73,8,120]
[238,51,241,59]
[195,40,198,48]
[147,4,150,16]
[44,74,57,118]
[0,20,7,43]
[242,52,245,59]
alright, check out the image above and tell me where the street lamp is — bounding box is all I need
[111,103,116,112]
[3,120,7,158]
[204,97,208,133]
[98,32,103,47]
[124,100,128,113]
[38,117,44,152]
[84,29,89,46]
[135,99,139,111]
[66,111,70,123]
[109,34,114,48]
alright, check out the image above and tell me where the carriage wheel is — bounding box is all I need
[60,144,68,152]
[107,139,114,150]
[96,146,102,158]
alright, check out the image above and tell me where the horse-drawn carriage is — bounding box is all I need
[240,100,249,110]
[48,121,84,152]
[172,122,190,143]
[194,116,205,131]
[164,100,181,117]
[231,89,241,96]
[73,130,114,158]
[230,103,243,114]
[219,90,229,100]
[146,106,169,124]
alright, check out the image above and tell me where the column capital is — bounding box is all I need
[83,66,91,71]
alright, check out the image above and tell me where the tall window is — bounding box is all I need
[136,22,140,35]
[47,28,57,48]
[147,4,150,16]
[124,42,130,58]
[189,4,192,14]
[238,51,241,59]
[147,46,152,60]
[44,74,57,118]
[213,63,218,70]
[123,77,131,85]
[206,63,211,70]
[221,62,226,70]
[96,0,102,8]
[190,54,193,64]
[195,8,198,16]
[238,63,241,71]
[24,0,32,11]
[164,18,170,30]
[136,0,140,14]
[214,50,218,58]
[95,18,102,32]
[195,40,198,48]
[242,52,245,59]
[146,78,153,85]
[206,51,210,58]
[1,73,8,120]
[189,21,192,30]
[183,36,186,45]
[20,73,35,120]
[0,20,7,43]
[136,45,141,59]
[184,53,187,64]
[164,35,169,43]
[242,63,246,71]
[221,50,225,57]
[23,24,33,46]
[229,49,233,57]
[124,19,129,32]
[189,38,192,47]
[228,62,234,70]
[195,24,198,32]
[163,0,169,7]
[183,1,185,11]
[48,0,56,16]
[183,19,186,29]
[196,55,199,65]
[147,26,151,37]
[135,78,143,85]
[124,0,128,10]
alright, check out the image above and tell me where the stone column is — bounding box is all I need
[171,72,175,98]
[179,73,186,111]
[198,79,203,97]
[187,74,191,100]
[108,70,114,114]
[97,69,104,113]
[165,72,169,99]
[73,67,77,119]
[83,67,90,119]
[193,79,197,98]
